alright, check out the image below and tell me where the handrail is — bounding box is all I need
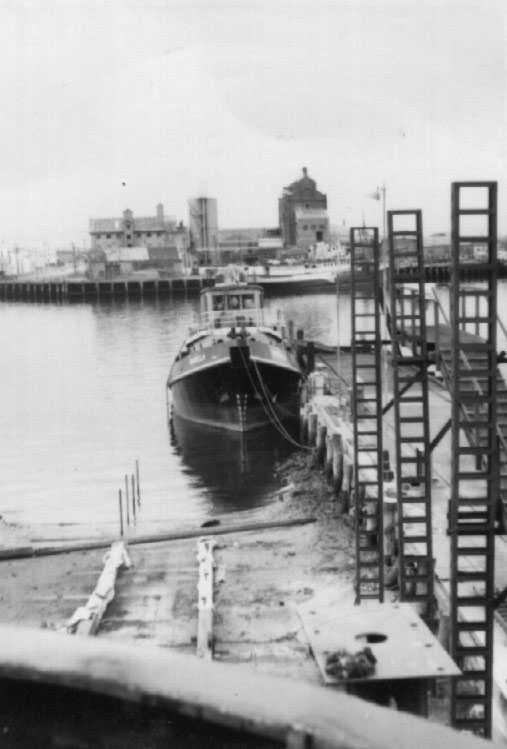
[0,624,490,748]
[431,288,507,454]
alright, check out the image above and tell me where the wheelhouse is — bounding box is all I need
[199,284,264,329]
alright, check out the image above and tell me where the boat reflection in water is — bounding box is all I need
[169,413,296,514]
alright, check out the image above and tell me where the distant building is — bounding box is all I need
[188,197,219,257]
[279,167,330,249]
[216,227,281,263]
[88,204,189,276]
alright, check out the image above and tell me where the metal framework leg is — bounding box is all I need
[449,181,498,738]
[387,210,434,616]
[350,227,384,603]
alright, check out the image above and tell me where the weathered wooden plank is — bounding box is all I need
[63,541,131,636]
[197,537,216,659]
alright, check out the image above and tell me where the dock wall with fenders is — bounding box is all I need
[0,277,215,302]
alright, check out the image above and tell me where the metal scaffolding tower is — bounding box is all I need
[350,227,384,602]
[387,210,434,616]
[449,182,498,738]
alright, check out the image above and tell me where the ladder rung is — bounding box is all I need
[457,547,487,555]
[456,596,488,606]
[456,622,487,632]
[458,235,492,243]
[458,318,490,325]
[459,669,487,679]
[456,646,489,656]
[456,571,488,582]
[457,472,492,481]
[455,511,488,520]
[458,208,491,216]
[400,516,427,523]
[453,526,490,536]
[453,695,488,706]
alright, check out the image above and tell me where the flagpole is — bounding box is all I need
[381,183,386,240]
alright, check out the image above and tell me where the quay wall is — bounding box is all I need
[1,262,500,304]
[0,276,215,303]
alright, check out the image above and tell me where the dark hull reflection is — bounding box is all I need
[170,414,296,514]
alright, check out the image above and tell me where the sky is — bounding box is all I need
[0,0,505,248]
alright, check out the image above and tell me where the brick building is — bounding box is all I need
[278,167,330,249]
[89,204,189,271]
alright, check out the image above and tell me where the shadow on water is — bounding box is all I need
[169,414,296,514]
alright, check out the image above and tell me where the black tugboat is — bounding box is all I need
[167,284,302,432]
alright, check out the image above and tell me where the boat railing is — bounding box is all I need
[196,308,265,331]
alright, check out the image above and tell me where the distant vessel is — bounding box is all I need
[250,259,348,292]
[167,283,303,432]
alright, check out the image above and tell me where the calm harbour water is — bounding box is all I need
[4,283,506,539]
[0,291,349,538]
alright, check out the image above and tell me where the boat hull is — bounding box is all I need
[170,357,301,432]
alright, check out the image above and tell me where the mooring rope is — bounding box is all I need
[237,343,311,451]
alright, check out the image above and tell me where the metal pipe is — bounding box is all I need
[118,489,124,537]
[135,460,141,506]
[131,474,136,525]
[125,475,130,526]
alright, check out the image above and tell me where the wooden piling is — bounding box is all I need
[331,434,343,493]
[316,424,327,464]
[307,412,318,445]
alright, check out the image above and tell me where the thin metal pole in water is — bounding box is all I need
[125,474,130,526]
[136,459,141,506]
[131,474,136,525]
[336,272,341,383]
[118,489,124,537]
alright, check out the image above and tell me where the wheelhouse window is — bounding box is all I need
[227,295,240,310]
[243,294,255,309]
[212,295,224,311]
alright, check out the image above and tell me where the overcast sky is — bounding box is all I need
[1,0,505,247]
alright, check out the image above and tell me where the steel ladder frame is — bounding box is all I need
[387,210,434,616]
[350,227,384,603]
[449,181,498,738]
